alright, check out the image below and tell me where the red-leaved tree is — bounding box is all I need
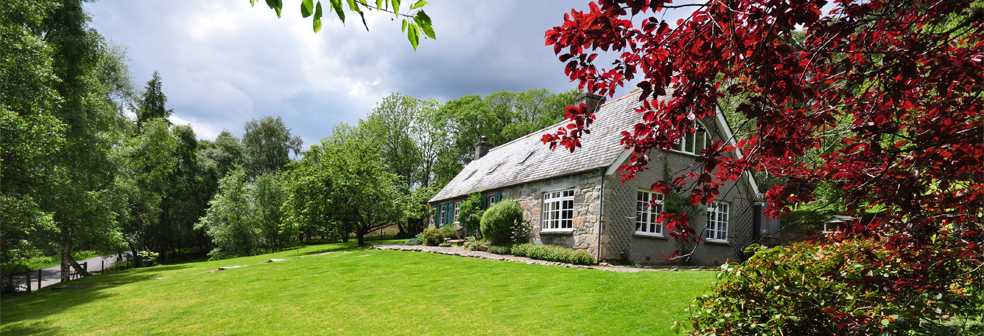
[544,0,982,331]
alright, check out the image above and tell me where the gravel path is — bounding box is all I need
[371,244,714,273]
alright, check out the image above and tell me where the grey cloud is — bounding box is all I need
[86,0,696,147]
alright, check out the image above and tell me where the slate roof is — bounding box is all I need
[429,91,648,203]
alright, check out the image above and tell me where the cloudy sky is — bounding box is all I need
[85,1,695,147]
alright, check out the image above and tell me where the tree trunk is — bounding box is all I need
[132,246,144,268]
[59,240,71,283]
[59,237,92,281]
[67,255,91,277]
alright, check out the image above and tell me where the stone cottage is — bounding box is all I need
[429,91,775,265]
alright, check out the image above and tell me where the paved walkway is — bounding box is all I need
[6,253,130,292]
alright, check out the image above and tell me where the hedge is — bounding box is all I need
[510,243,594,265]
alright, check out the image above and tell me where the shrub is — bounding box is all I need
[509,243,594,265]
[510,243,530,257]
[405,237,422,245]
[457,193,484,237]
[488,245,511,255]
[480,199,523,245]
[687,240,984,335]
[439,224,456,240]
[420,228,442,246]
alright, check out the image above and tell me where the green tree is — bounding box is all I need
[117,118,179,266]
[196,168,261,259]
[41,0,135,280]
[154,125,208,263]
[253,172,294,251]
[200,130,246,179]
[284,143,349,242]
[135,71,172,131]
[0,0,66,270]
[360,93,446,237]
[433,89,578,186]
[320,124,405,246]
[242,116,302,177]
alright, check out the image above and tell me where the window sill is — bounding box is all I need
[669,149,701,157]
[704,239,730,245]
[540,229,574,235]
[633,233,667,239]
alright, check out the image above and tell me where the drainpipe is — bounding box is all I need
[597,168,605,262]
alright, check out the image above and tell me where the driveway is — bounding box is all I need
[7,253,130,292]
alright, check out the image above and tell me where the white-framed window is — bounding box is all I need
[636,190,664,236]
[706,202,730,242]
[674,123,709,155]
[487,196,497,207]
[542,189,575,230]
[453,202,460,224]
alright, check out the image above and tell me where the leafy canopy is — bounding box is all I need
[546,0,983,333]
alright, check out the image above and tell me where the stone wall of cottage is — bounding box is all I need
[483,170,604,257]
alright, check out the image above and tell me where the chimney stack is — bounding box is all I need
[475,136,494,160]
[576,92,606,113]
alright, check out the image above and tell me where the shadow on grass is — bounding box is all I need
[294,242,368,256]
[0,319,61,336]
[0,265,184,335]
[284,240,406,257]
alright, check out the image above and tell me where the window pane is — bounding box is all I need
[696,132,706,153]
[685,132,695,153]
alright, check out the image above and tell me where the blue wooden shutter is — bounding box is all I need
[480,195,487,210]
[494,193,501,204]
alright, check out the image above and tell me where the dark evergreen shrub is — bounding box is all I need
[480,199,523,245]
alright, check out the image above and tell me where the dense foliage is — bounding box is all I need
[455,193,484,238]
[420,228,443,246]
[0,0,579,279]
[480,199,524,245]
[547,0,983,332]
[510,243,595,265]
[689,242,983,335]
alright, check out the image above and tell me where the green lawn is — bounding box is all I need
[0,242,715,335]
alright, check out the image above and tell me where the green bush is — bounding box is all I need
[439,224,456,240]
[509,243,594,265]
[687,240,984,335]
[488,245,511,255]
[420,228,443,246]
[480,199,523,245]
[457,193,484,237]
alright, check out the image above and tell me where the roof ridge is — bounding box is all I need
[483,90,644,156]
